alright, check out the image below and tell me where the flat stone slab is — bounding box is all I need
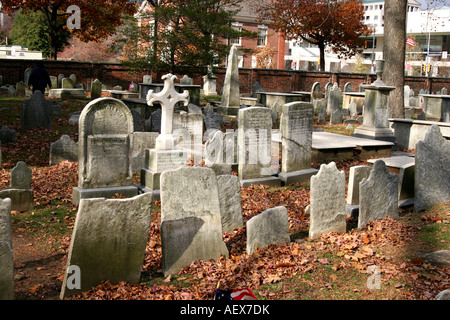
[278,168,319,186]
[367,156,415,169]
[72,186,139,205]
[312,132,394,150]
[240,176,281,188]
[48,89,86,99]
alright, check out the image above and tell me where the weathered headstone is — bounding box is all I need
[60,192,153,298]
[142,75,152,84]
[218,45,240,115]
[160,167,229,276]
[180,75,193,85]
[0,162,34,211]
[414,125,450,213]
[204,109,223,132]
[49,76,58,91]
[205,130,232,175]
[202,74,218,96]
[318,108,326,122]
[73,97,138,204]
[238,107,280,187]
[16,81,26,97]
[343,82,353,92]
[309,162,346,239]
[61,78,74,89]
[358,160,399,229]
[327,83,342,114]
[49,135,78,166]
[246,206,290,255]
[69,74,77,87]
[21,90,53,129]
[0,198,13,300]
[90,79,102,100]
[173,111,203,163]
[330,108,343,125]
[217,174,243,233]
[278,102,317,185]
[0,126,17,144]
[346,165,371,206]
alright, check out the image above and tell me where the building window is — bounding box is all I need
[257,26,268,47]
[230,22,242,46]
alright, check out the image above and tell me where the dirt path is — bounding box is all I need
[12,230,66,300]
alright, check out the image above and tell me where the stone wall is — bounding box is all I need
[1,59,449,96]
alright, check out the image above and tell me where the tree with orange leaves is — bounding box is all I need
[258,0,373,71]
[1,0,137,60]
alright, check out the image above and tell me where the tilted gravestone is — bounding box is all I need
[279,101,318,185]
[0,198,14,300]
[238,107,280,187]
[49,135,78,166]
[0,126,17,144]
[246,206,290,255]
[414,125,450,213]
[327,83,342,114]
[217,174,243,233]
[160,166,229,276]
[73,97,138,204]
[21,90,53,129]
[358,160,399,229]
[60,192,153,298]
[309,162,346,239]
[90,79,102,100]
[204,130,232,175]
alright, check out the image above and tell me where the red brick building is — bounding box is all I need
[134,0,286,69]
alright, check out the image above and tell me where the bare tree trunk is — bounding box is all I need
[383,0,408,118]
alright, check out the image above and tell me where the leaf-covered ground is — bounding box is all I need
[1,95,449,301]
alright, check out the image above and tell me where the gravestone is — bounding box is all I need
[0,162,34,211]
[180,75,193,85]
[90,79,102,100]
[69,74,77,87]
[173,111,203,163]
[16,81,26,97]
[358,160,399,229]
[309,162,346,239]
[141,74,188,192]
[147,108,162,133]
[278,102,318,185]
[414,125,450,213]
[330,108,343,125]
[311,82,324,101]
[204,109,223,132]
[60,192,153,298]
[50,76,58,91]
[343,82,353,92]
[246,206,290,255]
[327,83,342,114]
[404,85,411,107]
[205,130,232,175]
[0,126,17,144]
[143,75,152,84]
[346,165,372,206]
[238,107,280,187]
[358,160,398,228]
[352,60,396,143]
[202,74,218,96]
[318,108,326,122]
[160,167,229,276]
[61,78,74,89]
[49,135,78,166]
[217,174,243,233]
[73,97,138,205]
[24,68,32,86]
[21,90,53,130]
[218,45,240,115]
[0,198,13,300]
[252,81,263,98]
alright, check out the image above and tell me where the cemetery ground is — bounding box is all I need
[0,95,449,301]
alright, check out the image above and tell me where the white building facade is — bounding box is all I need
[285,0,450,77]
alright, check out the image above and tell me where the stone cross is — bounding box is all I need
[146,74,189,150]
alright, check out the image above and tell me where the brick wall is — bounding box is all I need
[1,58,448,96]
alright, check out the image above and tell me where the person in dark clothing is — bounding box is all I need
[28,61,52,93]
